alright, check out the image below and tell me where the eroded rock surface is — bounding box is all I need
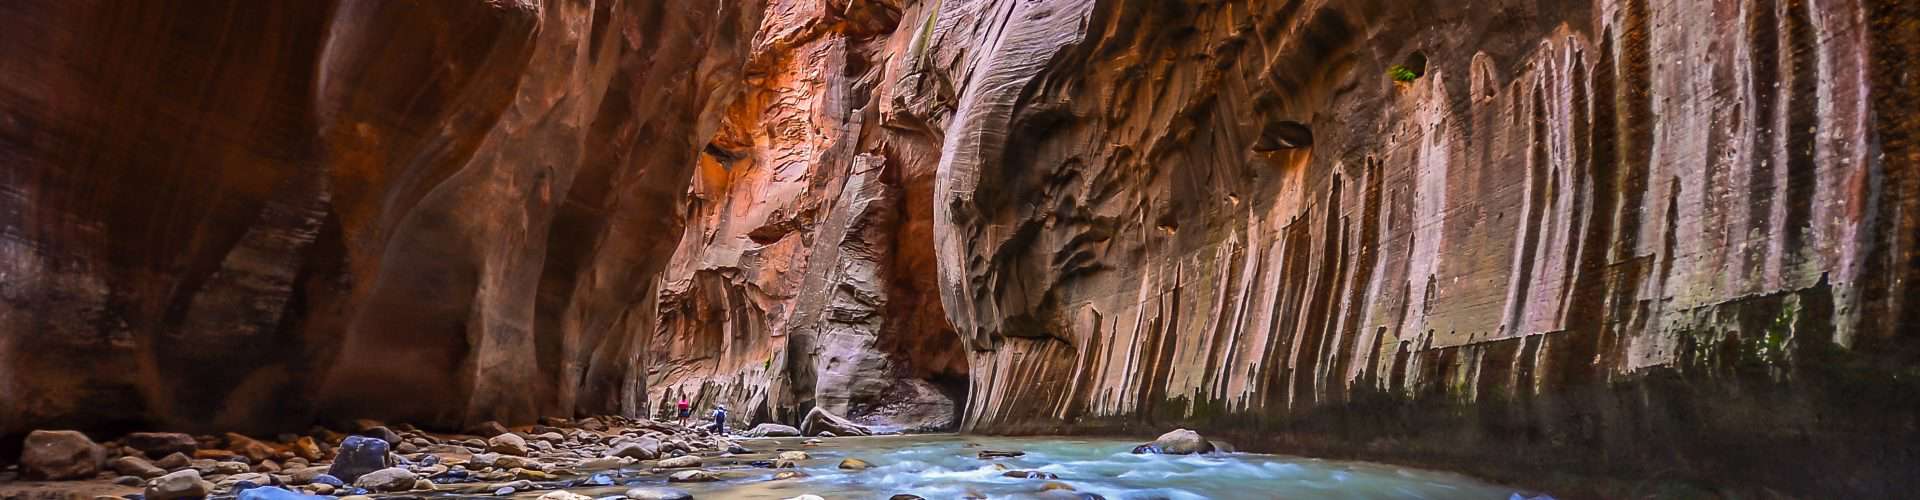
[1,0,1915,497]
[886,0,1919,496]
[0,0,764,436]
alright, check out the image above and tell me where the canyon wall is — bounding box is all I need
[646,0,970,432]
[3,0,1916,496]
[896,0,1918,496]
[0,0,762,436]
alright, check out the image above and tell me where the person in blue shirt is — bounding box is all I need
[710,404,729,435]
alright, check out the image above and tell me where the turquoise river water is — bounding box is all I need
[551,434,1542,500]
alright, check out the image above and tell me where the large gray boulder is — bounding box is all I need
[1130,429,1215,455]
[606,437,660,459]
[743,423,800,437]
[800,408,871,437]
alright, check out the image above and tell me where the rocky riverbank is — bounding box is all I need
[1,416,826,500]
[4,423,1290,500]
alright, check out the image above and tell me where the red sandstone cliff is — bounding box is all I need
[2,0,1916,496]
[0,0,762,434]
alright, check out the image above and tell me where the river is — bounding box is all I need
[543,434,1537,499]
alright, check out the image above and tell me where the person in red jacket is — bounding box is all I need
[676,396,691,427]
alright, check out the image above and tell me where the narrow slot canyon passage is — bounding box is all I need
[1,1,1916,499]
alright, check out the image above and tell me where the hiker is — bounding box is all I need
[676,396,691,427]
[711,404,729,435]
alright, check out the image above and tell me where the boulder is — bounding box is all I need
[351,467,417,492]
[800,408,871,437]
[124,433,199,459]
[357,427,401,446]
[289,437,322,461]
[487,433,530,456]
[623,486,693,500]
[977,450,1024,459]
[776,451,809,461]
[1131,429,1214,455]
[145,469,214,500]
[606,438,660,460]
[837,458,871,470]
[536,491,591,500]
[224,433,278,462]
[326,436,390,483]
[743,424,800,438]
[466,421,511,437]
[21,430,105,480]
[772,470,807,480]
[666,470,718,483]
[655,455,701,468]
[155,452,193,470]
[111,455,167,479]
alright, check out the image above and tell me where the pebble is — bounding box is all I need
[537,491,591,500]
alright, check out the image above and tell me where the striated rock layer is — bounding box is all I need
[0,0,763,437]
[646,0,969,433]
[892,0,1918,496]
[3,0,1917,496]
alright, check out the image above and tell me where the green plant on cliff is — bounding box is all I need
[1387,64,1419,83]
[1755,304,1797,366]
[912,0,943,65]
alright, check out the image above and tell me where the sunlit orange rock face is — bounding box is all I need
[647,0,969,431]
[3,0,1918,496]
[0,0,762,434]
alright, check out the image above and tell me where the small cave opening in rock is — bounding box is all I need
[1253,119,1314,151]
